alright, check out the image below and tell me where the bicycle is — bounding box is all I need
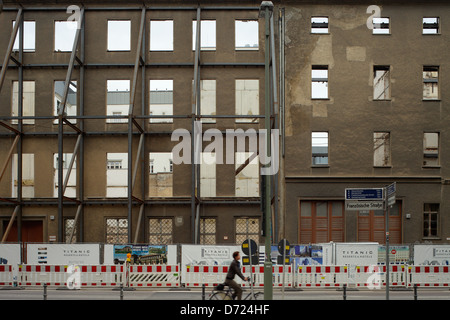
[208,280,263,300]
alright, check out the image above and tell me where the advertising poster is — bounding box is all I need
[290,245,323,266]
[113,244,173,265]
[26,244,100,265]
[378,245,410,264]
[413,245,450,265]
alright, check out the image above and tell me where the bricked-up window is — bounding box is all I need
[106,153,127,197]
[235,20,259,49]
[311,66,328,99]
[373,66,390,100]
[150,80,173,123]
[12,80,35,124]
[423,17,439,34]
[423,204,439,238]
[311,17,329,34]
[107,20,131,51]
[13,21,35,52]
[54,80,77,124]
[374,132,391,167]
[149,218,173,244]
[107,80,130,123]
[312,132,328,165]
[423,66,439,100]
[150,20,173,51]
[423,133,439,166]
[192,20,216,51]
[372,17,390,34]
[200,152,216,197]
[12,154,34,198]
[53,153,76,198]
[54,21,77,52]
[149,152,173,197]
[200,218,217,244]
[235,218,259,245]
[106,218,128,244]
[235,79,259,123]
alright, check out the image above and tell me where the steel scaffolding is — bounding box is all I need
[0,3,281,247]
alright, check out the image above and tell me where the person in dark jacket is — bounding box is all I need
[225,251,248,300]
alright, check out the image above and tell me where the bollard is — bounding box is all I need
[343,284,347,301]
[414,284,417,301]
[202,284,205,300]
[43,284,47,300]
[120,283,124,300]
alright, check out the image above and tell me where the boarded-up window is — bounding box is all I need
[150,80,173,123]
[106,153,127,197]
[235,152,259,197]
[423,66,439,100]
[12,81,35,124]
[299,201,344,243]
[53,153,76,198]
[149,152,173,197]
[373,66,390,100]
[235,218,259,244]
[373,132,391,166]
[200,218,216,244]
[423,132,439,166]
[200,80,216,123]
[12,153,34,198]
[149,218,173,244]
[106,80,129,123]
[106,218,128,244]
[235,79,259,123]
[200,153,216,197]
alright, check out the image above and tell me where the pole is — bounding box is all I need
[248,238,254,298]
[263,2,273,301]
[385,187,390,300]
[282,239,286,300]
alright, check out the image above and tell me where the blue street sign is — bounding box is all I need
[345,188,384,201]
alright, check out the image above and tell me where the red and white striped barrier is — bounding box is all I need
[354,265,406,288]
[241,265,293,288]
[408,265,450,287]
[0,265,13,286]
[18,265,123,288]
[127,265,180,288]
[184,265,228,288]
[297,266,348,287]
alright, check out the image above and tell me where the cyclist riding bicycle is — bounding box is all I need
[225,251,249,300]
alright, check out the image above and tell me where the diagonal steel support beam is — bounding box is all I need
[67,204,82,243]
[0,135,19,183]
[62,134,81,195]
[131,133,144,191]
[1,205,19,243]
[235,151,259,176]
[0,8,22,93]
[133,203,145,244]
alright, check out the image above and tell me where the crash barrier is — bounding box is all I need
[407,265,450,287]
[126,265,180,288]
[17,265,123,287]
[0,265,13,286]
[353,265,406,288]
[297,266,348,287]
[3,264,449,288]
[183,265,292,288]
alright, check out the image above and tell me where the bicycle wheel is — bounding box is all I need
[252,292,263,300]
[209,291,232,300]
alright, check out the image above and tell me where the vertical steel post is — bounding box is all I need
[17,13,24,247]
[278,8,286,240]
[261,1,274,301]
[385,187,390,300]
[79,6,85,242]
